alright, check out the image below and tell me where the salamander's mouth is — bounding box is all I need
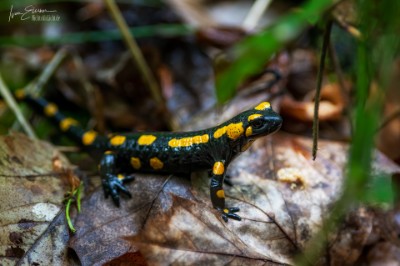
[268,114,283,134]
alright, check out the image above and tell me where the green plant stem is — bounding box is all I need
[312,19,332,160]
[0,24,192,47]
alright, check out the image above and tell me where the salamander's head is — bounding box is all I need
[242,102,282,139]
[214,102,282,151]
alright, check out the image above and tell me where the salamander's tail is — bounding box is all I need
[14,89,105,148]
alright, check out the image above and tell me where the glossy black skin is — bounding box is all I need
[19,93,282,222]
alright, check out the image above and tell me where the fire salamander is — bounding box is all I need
[15,90,282,222]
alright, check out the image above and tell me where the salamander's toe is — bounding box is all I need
[102,174,134,206]
[219,207,241,222]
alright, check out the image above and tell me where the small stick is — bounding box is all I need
[243,0,273,30]
[312,20,333,160]
[0,73,36,138]
[377,108,400,132]
[27,47,68,94]
[12,48,69,132]
[104,0,163,105]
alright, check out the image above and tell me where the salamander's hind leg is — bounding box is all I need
[100,151,135,206]
[210,161,241,222]
[208,170,233,186]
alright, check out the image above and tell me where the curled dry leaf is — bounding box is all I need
[0,134,72,265]
[280,82,345,122]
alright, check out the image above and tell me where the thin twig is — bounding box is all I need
[104,0,163,105]
[377,108,400,132]
[73,54,105,133]
[26,47,68,95]
[12,48,69,132]
[312,20,333,160]
[0,73,36,138]
[243,0,273,30]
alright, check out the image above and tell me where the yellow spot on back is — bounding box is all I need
[150,157,164,170]
[248,114,262,121]
[254,102,271,110]
[105,150,113,155]
[223,208,229,214]
[226,122,244,140]
[82,130,97,145]
[60,118,78,131]
[117,174,124,180]
[44,103,58,117]
[138,135,157,145]
[213,127,227,138]
[214,122,243,140]
[214,126,226,139]
[131,157,141,169]
[110,135,126,146]
[15,89,25,100]
[245,126,253,137]
[168,134,209,148]
[216,189,225,198]
[213,161,225,175]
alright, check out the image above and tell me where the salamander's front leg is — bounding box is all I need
[210,161,241,222]
[100,151,134,206]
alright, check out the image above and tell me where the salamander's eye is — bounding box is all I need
[251,119,264,129]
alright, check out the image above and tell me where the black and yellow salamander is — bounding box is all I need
[15,90,282,222]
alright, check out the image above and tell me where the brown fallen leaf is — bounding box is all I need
[329,207,375,265]
[0,130,400,265]
[130,196,292,265]
[0,134,72,265]
[67,129,398,265]
[69,174,194,265]
[1,110,399,265]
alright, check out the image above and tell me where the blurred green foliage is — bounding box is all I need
[296,0,400,263]
[215,0,334,103]
[346,0,400,204]
[0,24,193,47]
